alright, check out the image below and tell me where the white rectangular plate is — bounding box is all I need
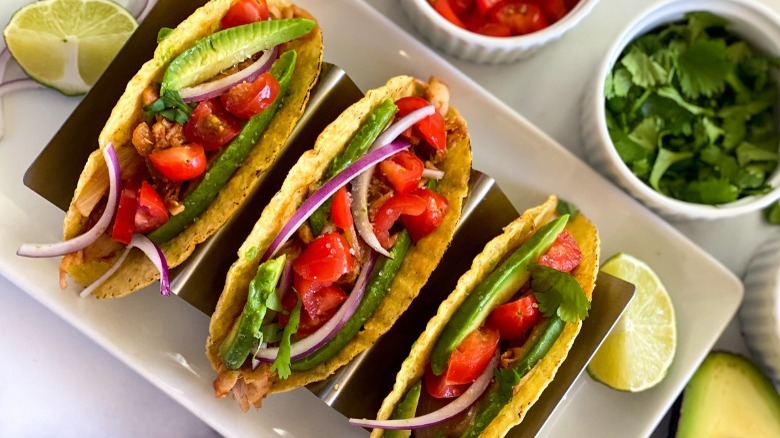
[0,0,742,436]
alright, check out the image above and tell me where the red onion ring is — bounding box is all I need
[262,140,411,261]
[422,168,445,180]
[17,143,121,258]
[79,234,170,297]
[349,353,499,430]
[352,105,436,257]
[254,252,377,364]
[178,46,277,103]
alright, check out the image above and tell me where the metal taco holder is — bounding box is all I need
[22,13,634,436]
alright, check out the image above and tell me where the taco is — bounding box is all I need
[17,0,323,298]
[350,195,600,437]
[206,75,472,411]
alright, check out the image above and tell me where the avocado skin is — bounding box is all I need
[677,351,780,438]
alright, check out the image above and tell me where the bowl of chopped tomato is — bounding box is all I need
[400,0,600,64]
[581,0,780,220]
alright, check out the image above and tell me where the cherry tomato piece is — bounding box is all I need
[330,186,353,230]
[220,0,269,29]
[372,193,427,249]
[474,22,513,36]
[424,364,469,399]
[293,233,355,283]
[220,72,280,120]
[444,326,500,385]
[491,1,548,35]
[134,181,169,234]
[378,150,425,194]
[486,295,543,341]
[431,0,466,28]
[395,96,448,152]
[401,188,449,242]
[148,144,207,182]
[293,273,347,321]
[279,289,343,337]
[450,0,475,15]
[476,0,502,15]
[540,0,569,21]
[183,99,242,151]
[111,180,139,245]
[537,230,582,272]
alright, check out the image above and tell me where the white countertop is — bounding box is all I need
[1,0,778,436]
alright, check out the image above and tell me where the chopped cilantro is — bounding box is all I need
[530,265,590,323]
[144,89,193,125]
[271,296,300,379]
[604,12,779,205]
[765,201,780,224]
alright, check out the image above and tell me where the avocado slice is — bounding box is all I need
[429,215,569,375]
[219,255,286,370]
[162,18,315,92]
[386,381,422,438]
[677,351,780,437]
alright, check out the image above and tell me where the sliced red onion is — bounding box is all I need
[130,234,170,296]
[349,353,499,430]
[0,78,44,140]
[79,246,131,298]
[78,234,170,297]
[178,46,277,103]
[422,168,445,180]
[17,143,121,258]
[352,105,435,257]
[254,252,377,364]
[262,140,411,261]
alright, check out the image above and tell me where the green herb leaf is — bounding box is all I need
[260,323,283,344]
[621,48,668,88]
[736,142,779,167]
[144,89,192,125]
[678,39,730,98]
[271,296,300,379]
[649,148,694,191]
[765,201,780,224]
[556,199,580,218]
[530,265,590,323]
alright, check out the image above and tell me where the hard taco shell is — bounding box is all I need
[372,195,600,437]
[206,75,472,401]
[60,0,323,298]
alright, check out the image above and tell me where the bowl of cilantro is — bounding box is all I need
[582,0,780,220]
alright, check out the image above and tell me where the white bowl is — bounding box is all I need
[400,0,600,64]
[580,0,780,220]
[739,233,780,383]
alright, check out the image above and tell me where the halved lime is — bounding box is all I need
[3,0,137,95]
[587,252,677,392]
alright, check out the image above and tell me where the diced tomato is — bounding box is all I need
[539,0,569,21]
[450,0,475,15]
[431,0,466,28]
[330,186,353,230]
[474,22,512,36]
[463,9,489,31]
[111,180,140,245]
[486,295,543,341]
[293,273,347,320]
[491,1,548,35]
[220,0,269,29]
[279,290,341,337]
[134,181,169,234]
[537,230,582,273]
[395,96,447,152]
[400,188,448,242]
[148,144,207,182]
[424,364,469,399]
[476,0,502,15]
[378,150,425,194]
[220,72,280,120]
[372,193,427,249]
[183,99,242,151]
[293,233,355,283]
[444,326,500,385]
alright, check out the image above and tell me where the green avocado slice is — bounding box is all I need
[162,18,315,92]
[677,351,780,437]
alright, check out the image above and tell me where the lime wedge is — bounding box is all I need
[3,0,137,95]
[587,253,677,392]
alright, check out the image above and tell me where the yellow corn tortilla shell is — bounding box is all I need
[206,75,472,396]
[60,0,323,298]
[371,195,600,437]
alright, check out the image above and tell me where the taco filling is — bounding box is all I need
[17,0,322,298]
[212,79,460,411]
[351,197,598,437]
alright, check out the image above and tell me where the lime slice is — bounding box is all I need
[3,0,137,95]
[587,252,677,392]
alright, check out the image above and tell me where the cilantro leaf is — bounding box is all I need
[628,116,660,152]
[530,265,590,323]
[685,11,728,42]
[682,179,739,204]
[736,141,779,167]
[271,297,301,379]
[678,39,730,98]
[621,48,668,88]
[650,148,694,191]
[144,89,192,125]
[765,201,780,225]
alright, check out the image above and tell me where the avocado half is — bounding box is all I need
[677,351,780,437]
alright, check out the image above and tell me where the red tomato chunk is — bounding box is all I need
[429,0,580,37]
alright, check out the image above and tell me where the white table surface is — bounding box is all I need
[1,0,778,436]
